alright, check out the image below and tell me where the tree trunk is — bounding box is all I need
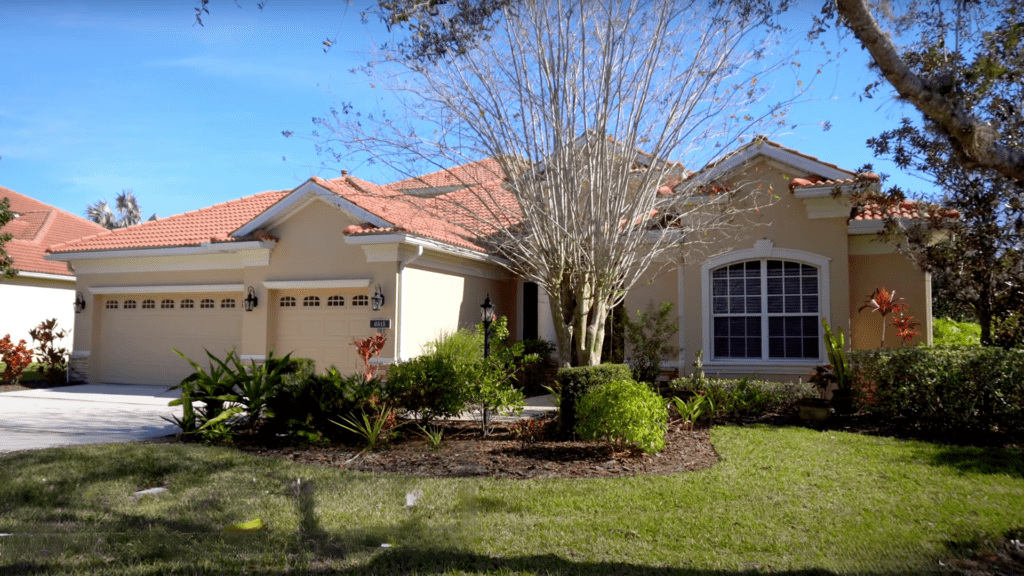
[835,0,1024,182]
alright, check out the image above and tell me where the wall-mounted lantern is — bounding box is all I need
[243,286,259,312]
[371,284,385,311]
[74,291,86,314]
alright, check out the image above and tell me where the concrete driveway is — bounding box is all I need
[0,384,182,453]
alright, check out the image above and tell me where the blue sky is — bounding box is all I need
[1,0,936,222]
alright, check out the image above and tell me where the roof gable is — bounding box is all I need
[686,138,856,188]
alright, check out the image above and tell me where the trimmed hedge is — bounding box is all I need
[556,364,632,435]
[853,347,1024,432]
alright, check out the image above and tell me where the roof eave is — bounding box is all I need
[44,240,276,262]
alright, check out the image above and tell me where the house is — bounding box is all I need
[0,186,107,348]
[45,140,932,386]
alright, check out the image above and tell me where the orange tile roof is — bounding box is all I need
[47,189,290,254]
[388,157,505,191]
[851,199,958,221]
[1,186,108,276]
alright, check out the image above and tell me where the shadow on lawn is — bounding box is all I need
[919,444,1024,479]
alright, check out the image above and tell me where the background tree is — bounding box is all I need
[316,0,807,366]
[863,118,1024,348]
[86,189,157,230]
[0,197,17,280]
[822,0,1024,182]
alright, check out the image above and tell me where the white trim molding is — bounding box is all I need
[234,180,392,237]
[262,278,371,290]
[45,240,274,262]
[700,239,831,368]
[12,271,75,282]
[89,284,244,295]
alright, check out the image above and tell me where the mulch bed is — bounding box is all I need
[231,418,718,479]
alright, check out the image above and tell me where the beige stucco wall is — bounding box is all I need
[848,252,931,350]
[0,275,75,350]
[400,260,517,359]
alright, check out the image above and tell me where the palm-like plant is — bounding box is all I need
[86,189,156,229]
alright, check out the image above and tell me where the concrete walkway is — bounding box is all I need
[0,384,181,454]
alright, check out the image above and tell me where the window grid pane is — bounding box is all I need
[713,259,821,360]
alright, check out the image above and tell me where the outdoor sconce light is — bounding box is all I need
[243,286,259,312]
[371,284,385,311]
[74,291,86,314]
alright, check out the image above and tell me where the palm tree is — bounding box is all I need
[86,189,157,229]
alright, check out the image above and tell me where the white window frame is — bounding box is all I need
[700,240,830,372]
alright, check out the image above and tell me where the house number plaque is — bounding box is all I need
[370,319,392,329]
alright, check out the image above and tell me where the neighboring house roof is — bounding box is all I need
[1,186,107,276]
[47,190,290,254]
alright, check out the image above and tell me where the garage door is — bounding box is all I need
[97,294,242,386]
[271,289,372,375]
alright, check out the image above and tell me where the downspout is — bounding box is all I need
[396,246,424,361]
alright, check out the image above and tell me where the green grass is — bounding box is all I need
[1,427,1022,575]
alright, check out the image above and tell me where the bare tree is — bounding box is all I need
[317,0,808,366]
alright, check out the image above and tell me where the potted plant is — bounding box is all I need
[801,364,833,422]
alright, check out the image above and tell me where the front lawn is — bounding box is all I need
[1,426,1021,575]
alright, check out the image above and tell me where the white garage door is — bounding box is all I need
[271,289,372,375]
[97,294,242,386]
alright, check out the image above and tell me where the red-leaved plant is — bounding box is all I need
[352,333,387,381]
[859,287,919,347]
[1,334,34,386]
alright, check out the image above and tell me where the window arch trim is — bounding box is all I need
[700,240,831,366]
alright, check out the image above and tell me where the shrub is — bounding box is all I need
[932,318,982,347]
[668,377,814,418]
[385,329,480,423]
[1,335,33,386]
[575,379,668,454]
[386,317,533,433]
[623,301,678,383]
[853,347,1024,432]
[28,318,70,385]
[268,366,387,443]
[556,363,632,435]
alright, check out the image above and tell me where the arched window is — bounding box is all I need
[141,299,155,309]
[200,299,215,309]
[280,296,296,307]
[221,298,236,309]
[710,259,820,359]
[181,299,194,309]
[327,295,344,307]
[352,295,369,307]
[123,300,137,309]
[303,296,320,307]
[702,241,829,364]
[161,299,174,309]
[105,300,119,309]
